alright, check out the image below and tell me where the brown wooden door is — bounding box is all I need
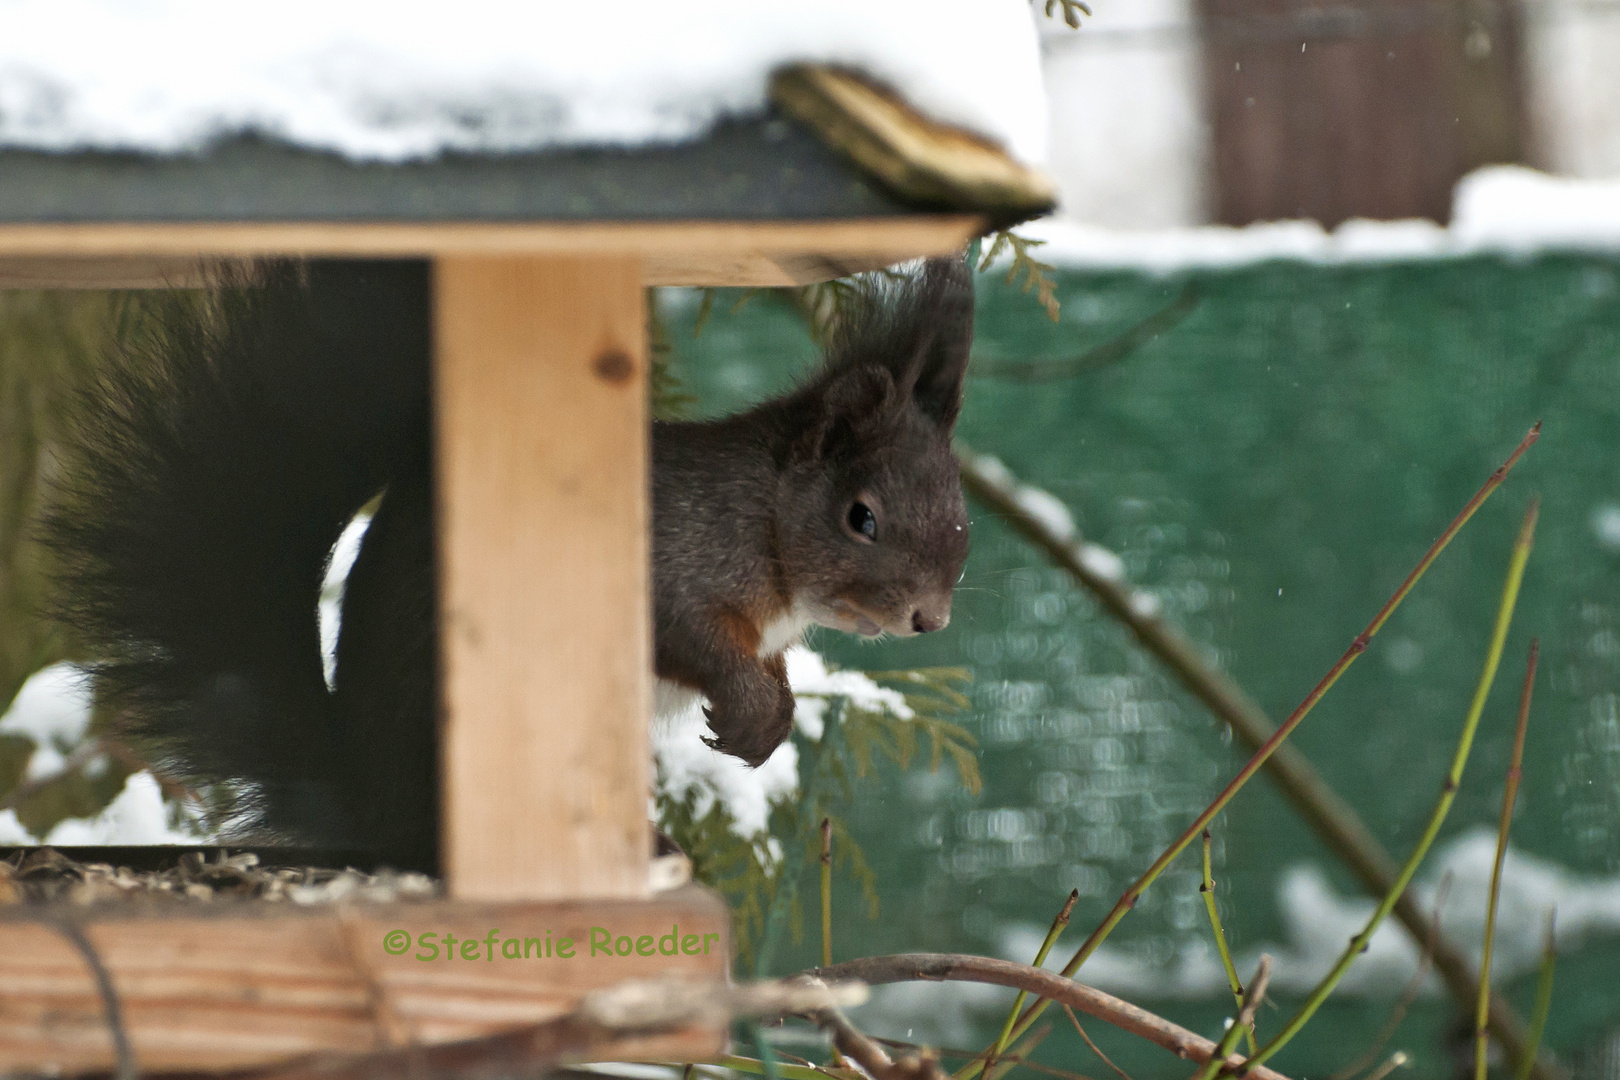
[1200,0,1526,226]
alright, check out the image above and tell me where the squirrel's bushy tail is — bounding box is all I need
[44,261,432,851]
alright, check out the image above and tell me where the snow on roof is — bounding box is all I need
[1020,167,1620,272]
[0,0,1046,165]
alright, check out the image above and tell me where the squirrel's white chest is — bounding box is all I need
[756,600,817,657]
[652,599,816,723]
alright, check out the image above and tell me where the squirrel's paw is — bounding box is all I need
[700,684,794,768]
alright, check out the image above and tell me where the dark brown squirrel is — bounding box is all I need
[43,256,973,873]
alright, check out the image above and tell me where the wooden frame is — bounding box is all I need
[0,886,726,1072]
[0,216,985,288]
[0,215,984,1073]
[0,38,1062,1067]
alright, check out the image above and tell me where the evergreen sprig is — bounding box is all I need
[978,231,1062,322]
[1041,0,1091,28]
[846,667,980,794]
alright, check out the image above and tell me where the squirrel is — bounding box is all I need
[42,257,973,874]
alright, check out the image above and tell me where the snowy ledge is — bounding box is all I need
[0,0,1045,165]
[1021,167,1620,271]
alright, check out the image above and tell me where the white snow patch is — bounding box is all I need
[43,771,213,845]
[786,645,913,742]
[1003,827,1620,1000]
[0,662,93,780]
[1077,542,1126,584]
[1594,503,1620,553]
[1011,166,1620,271]
[1013,486,1076,543]
[651,646,912,840]
[0,0,1046,164]
[652,700,799,840]
[0,808,36,843]
[1127,590,1161,619]
[1453,166,1620,254]
[966,452,1017,490]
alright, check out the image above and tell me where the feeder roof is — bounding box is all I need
[0,0,1054,228]
[0,0,1046,164]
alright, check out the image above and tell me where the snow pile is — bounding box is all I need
[1022,166,1620,271]
[652,644,912,841]
[0,661,93,780]
[0,808,34,844]
[0,0,1045,164]
[1003,827,1620,1000]
[42,771,210,845]
[653,703,800,840]
[784,646,912,739]
[0,771,213,846]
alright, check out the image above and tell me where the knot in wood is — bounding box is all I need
[592,348,635,385]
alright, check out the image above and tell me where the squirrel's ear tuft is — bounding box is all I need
[826,256,973,433]
[897,257,974,431]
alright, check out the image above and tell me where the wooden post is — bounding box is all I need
[434,256,650,902]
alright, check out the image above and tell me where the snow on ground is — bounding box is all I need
[0,771,214,846]
[0,661,93,780]
[0,0,1045,164]
[42,771,211,845]
[1015,166,1620,272]
[1001,827,1620,1000]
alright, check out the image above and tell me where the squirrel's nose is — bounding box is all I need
[911,603,951,634]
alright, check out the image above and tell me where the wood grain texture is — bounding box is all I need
[769,65,1056,216]
[0,888,728,1074]
[434,256,650,902]
[0,218,982,287]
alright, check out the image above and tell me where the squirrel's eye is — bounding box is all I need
[847,502,877,541]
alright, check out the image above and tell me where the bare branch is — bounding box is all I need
[803,954,1292,1080]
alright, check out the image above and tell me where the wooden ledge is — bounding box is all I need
[0,216,984,288]
[0,884,729,1074]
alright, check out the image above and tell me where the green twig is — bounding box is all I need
[1514,910,1558,1080]
[958,431,1562,1080]
[755,699,847,978]
[986,891,1079,1076]
[1200,830,1255,1055]
[961,424,1540,1079]
[820,817,834,969]
[1477,640,1539,1080]
[714,1055,856,1080]
[820,816,844,1069]
[1200,955,1272,1079]
[1329,875,1453,1080]
[1365,1053,1411,1080]
[752,1024,783,1080]
[987,1023,1055,1080]
[1231,499,1540,1075]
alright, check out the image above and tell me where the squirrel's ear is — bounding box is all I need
[794,365,897,461]
[895,257,973,431]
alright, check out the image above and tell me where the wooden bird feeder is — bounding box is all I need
[0,63,1053,1075]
